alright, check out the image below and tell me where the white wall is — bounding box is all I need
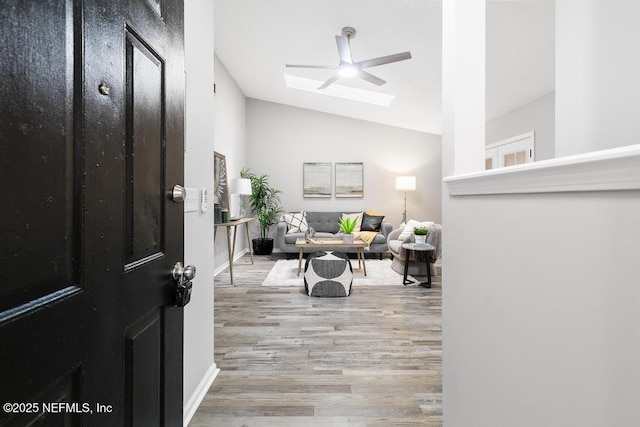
[556,0,640,157]
[444,189,640,427]
[443,1,640,425]
[183,0,216,418]
[245,99,442,228]
[486,92,555,161]
[213,55,247,272]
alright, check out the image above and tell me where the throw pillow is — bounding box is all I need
[360,212,385,232]
[365,210,386,220]
[341,212,363,233]
[397,219,434,240]
[283,211,308,234]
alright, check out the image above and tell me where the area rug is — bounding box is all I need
[262,258,414,287]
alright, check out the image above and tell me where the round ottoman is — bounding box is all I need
[304,251,353,297]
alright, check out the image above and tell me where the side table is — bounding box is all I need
[401,242,435,288]
[214,217,254,284]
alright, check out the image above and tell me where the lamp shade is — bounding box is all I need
[229,178,252,195]
[395,176,416,191]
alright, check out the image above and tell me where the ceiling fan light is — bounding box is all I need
[338,64,358,77]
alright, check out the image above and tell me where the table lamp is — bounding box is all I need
[229,178,252,218]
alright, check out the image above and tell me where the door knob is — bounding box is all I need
[172,185,186,203]
[172,262,196,281]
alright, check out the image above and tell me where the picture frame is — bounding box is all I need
[335,162,364,198]
[214,151,230,212]
[303,162,332,198]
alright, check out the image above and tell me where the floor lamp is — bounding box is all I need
[395,176,416,224]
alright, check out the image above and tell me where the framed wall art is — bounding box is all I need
[303,162,332,198]
[214,151,230,212]
[335,162,363,198]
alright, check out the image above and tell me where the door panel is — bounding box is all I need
[486,131,535,169]
[125,311,162,426]
[500,145,530,167]
[125,29,166,268]
[0,0,80,314]
[496,133,534,168]
[0,3,84,423]
[1,0,185,425]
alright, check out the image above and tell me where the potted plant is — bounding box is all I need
[413,226,429,245]
[240,168,283,255]
[339,216,358,243]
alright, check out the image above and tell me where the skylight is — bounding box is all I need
[284,74,395,107]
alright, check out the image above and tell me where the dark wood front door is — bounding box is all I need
[0,0,185,425]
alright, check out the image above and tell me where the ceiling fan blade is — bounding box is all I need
[358,70,386,86]
[335,35,353,64]
[286,64,337,69]
[357,51,412,69]
[318,74,339,90]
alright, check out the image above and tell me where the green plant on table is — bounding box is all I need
[413,226,430,236]
[339,217,358,235]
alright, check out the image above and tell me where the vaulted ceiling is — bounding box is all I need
[214,0,555,135]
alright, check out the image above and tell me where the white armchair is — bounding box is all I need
[387,222,442,277]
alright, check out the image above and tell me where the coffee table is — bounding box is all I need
[401,242,435,288]
[295,238,368,276]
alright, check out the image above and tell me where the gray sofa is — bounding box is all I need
[276,211,393,258]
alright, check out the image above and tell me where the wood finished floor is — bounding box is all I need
[189,253,442,427]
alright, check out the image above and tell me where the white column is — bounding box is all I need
[442,0,485,425]
[442,0,485,178]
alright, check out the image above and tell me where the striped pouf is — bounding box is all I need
[304,251,353,297]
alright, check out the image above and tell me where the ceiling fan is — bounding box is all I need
[286,26,412,90]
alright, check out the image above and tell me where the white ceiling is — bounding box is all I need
[214,0,555,136]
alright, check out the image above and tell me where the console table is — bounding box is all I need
[214,217,254,284]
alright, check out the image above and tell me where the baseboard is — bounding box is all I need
[183,362,220,427]
[214,248,248,277]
